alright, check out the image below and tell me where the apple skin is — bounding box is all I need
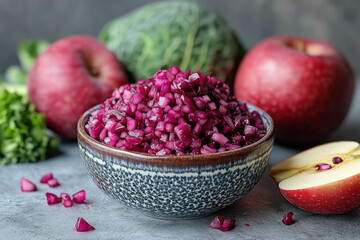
[270,141,360,214]
[280,173,360,214]
[28,35,128,139]
[234,36,355,144]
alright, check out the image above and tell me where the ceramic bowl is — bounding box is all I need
[77,103,274,219]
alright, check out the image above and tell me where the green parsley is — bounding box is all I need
[0,89,57,165]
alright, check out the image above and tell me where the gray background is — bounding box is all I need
[0,0,359,77]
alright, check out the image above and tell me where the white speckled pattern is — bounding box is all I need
[78,140,272,218]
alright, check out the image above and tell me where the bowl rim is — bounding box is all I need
[77,102,274,167]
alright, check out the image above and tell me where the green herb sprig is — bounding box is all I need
[0,89,57,165]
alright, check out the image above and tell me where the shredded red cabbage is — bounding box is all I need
[85,67,266,155]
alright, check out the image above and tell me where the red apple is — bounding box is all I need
[234,36,355,144]
[270,141,360,214]
[28,35,128,139]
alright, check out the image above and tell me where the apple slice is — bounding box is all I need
[270,141,360,214]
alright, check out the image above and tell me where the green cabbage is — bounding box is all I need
[99,1,245,85]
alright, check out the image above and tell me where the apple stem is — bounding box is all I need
[84,57,100,77]
[296,41,306,52]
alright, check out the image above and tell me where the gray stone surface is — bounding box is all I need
[0,85,359,240]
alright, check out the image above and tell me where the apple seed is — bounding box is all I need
[332,156,343,164]
[316,163,332,171]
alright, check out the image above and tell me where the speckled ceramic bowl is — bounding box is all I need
[77,103,274,219]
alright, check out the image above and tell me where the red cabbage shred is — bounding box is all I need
[85,67,266,155]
